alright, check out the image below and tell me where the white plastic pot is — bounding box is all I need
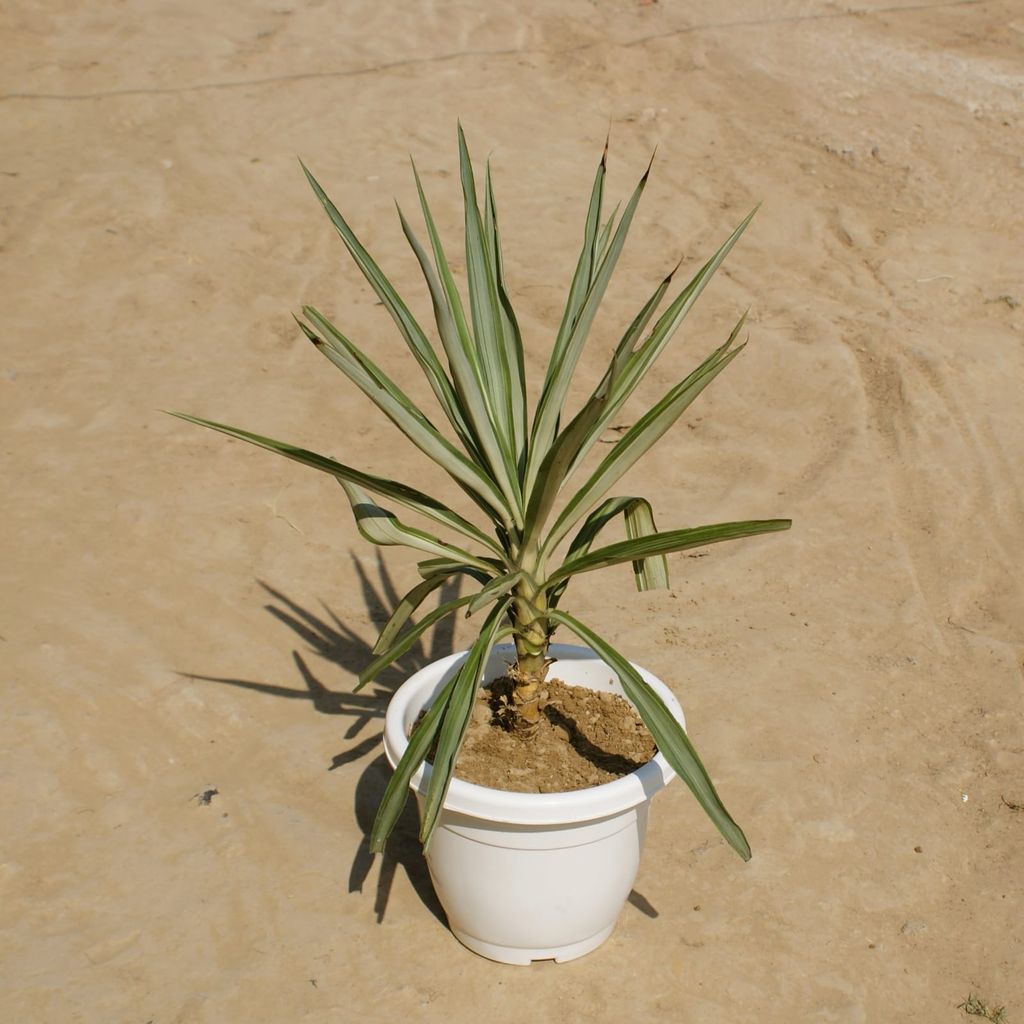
[382,643,684,965]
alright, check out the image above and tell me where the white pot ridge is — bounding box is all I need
[383,643,685,965]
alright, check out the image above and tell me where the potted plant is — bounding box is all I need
[173,126,790,964]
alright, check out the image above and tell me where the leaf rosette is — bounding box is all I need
[172,127,791,860]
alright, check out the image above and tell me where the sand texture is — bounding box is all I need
[2,0,1022,1020]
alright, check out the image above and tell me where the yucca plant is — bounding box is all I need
[173,127,790,863]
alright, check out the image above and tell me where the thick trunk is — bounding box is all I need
[510,587,549,736]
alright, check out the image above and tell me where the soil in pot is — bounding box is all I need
[452,676,657,793]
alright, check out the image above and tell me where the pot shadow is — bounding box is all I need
[181,553,661,926]
[179,552,453,925]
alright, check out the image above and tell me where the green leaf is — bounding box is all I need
[374,570,490,656]
[299,161,471,448]
[397,207,493,461]
[545,326,745,550]
[523,368,614,536]
[466,570,525,616]
[417,556,472,578]
[593,200,621,278]
[457,127,524,519]
[526,153,653,498]
[340,481,494,571]
[554,497,668,605]
[558,139,606,352]
[547,609,752,860]
[406,163,524,528]
[458,127,512,439]
[563,262,679,480]
[420,601,511,847]
[357,591,477,690]
[630,207,757,372]
[569,212,758,475]
[167,413,500,553]
[547,519,792,587]
[301,308,511,523]
[369,669,459,852]
[408,160,473,361]
[611,258,680,376]
[623,499,670,590]
[484,161,528,472]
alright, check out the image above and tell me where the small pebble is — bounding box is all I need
[900,919,927,935]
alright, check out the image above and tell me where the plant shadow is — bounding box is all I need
[181,552,458,925]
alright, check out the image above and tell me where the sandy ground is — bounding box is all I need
[2,0,1022,1020]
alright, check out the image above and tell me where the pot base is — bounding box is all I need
[452,922,614,966]
[385,644,685,965]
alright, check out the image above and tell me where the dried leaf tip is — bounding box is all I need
[641,146,658,183]
[665,254,685,283]
[292,313,323,346]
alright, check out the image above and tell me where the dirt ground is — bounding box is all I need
[2,0,1022,1020]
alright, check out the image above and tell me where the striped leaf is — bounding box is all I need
[369,669,459,852]
[545,324,746,551]
[547,610,751,860]
[407,163,524,528]
[547,519,792,587]
[167,413,499,553]
[523,367,614,536]
[563,260,680,479]
[420,601,511,847]
[340,481,494,572]
[466,570,525,616]
[526,154,653,498]
[357,591,477,690]
[552,496,668,605]
[302,308,510,523]
[374,569,490,656]
[484,162,528,472]
[556,139,606,352]
[593,201,621,275]
[568,212,758,475]
[457,127,524,519]
[299,161,470,445]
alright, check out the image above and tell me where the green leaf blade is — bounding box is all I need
[526,153,652,498]
[358,591,476,690]
[549,496,668,609]
[420,601,511,847]
[547,610,752,861]
[374,569,490,656]
[457,128,524,521]
[557,140,606,349]
[546,331,746,550]
[523,370,614,536]
[547,519,792,587]
[339,481,494,572]
[369,671,459,852]
[300,307,511,524]
[484,162,528,472]
[299,161,469,446]
[587,210,758,456]
[408,162,524,527]
[167,412,500,553]
[622,497,670,591]
[466,570,525,616]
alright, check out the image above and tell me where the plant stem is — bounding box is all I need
[509,552,549,735]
